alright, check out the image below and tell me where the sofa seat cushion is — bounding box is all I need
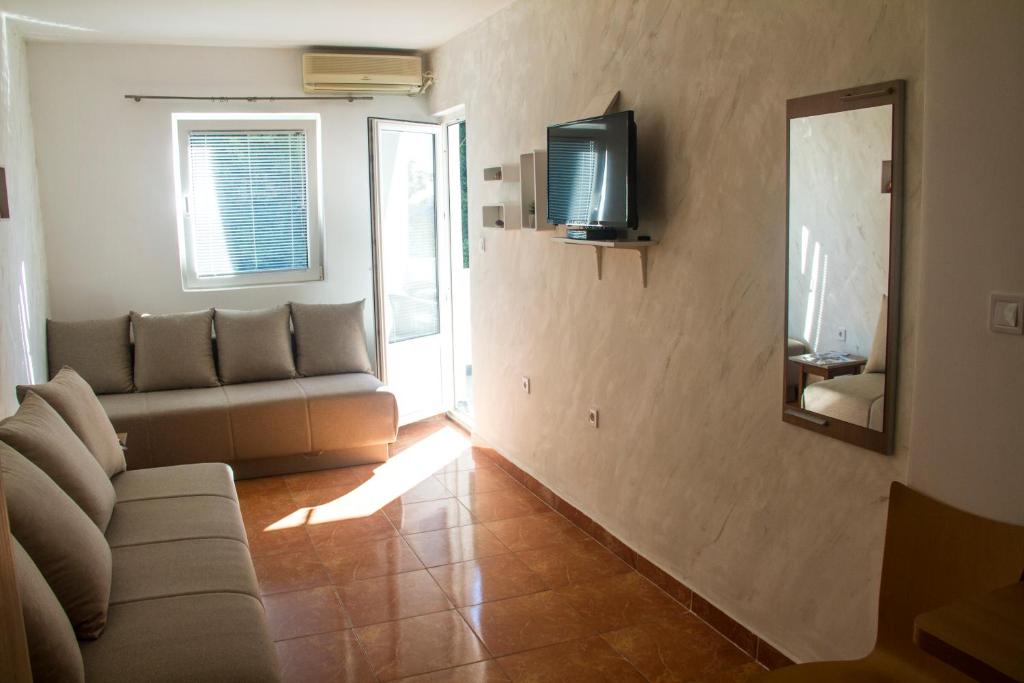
[100,388,234,469]
[46,316,133,395]
[0,392,116,531]
[113,463,237,503]
[803,372,885,430]
[110,538,258,605]
[223,381,311,460]
[105,496,247,548]
[80,593,280,683]
[1,443,112,640]
[296,374,399,450]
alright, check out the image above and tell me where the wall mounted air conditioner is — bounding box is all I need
[302,52,425,94]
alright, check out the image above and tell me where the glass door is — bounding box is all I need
[369,119,451,425]
[445,119,473,421]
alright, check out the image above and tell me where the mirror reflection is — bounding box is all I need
[786,104,892,432]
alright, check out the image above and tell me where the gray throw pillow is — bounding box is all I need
[2,442,112,640]
[16,367,126,477]
[290,300,373,376]
[131,309,219,391]
[10,535,86,681]
[0,392,116,531]
[46,316,133,394]
[214,306,297,384]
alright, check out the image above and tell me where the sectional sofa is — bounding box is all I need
[2,367,279,681]
[38,301,399,477]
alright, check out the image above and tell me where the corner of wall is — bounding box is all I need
[0,17,49,416]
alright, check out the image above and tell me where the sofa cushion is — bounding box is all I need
[105,387,234,469]
[214,306,297,384]
[290,300,373,376]
[296,374,399,450]
[0,392,116,530]
[104,495,247,548]
[17,367,127,477]
[223,380,311,460]
[802,372,886,430]
[131,309,219,391]
[1,443,112,639]
[11,535,86,683]
[80,593,280,683]
[113,463,237,503]
[46,316,133,395]
[110,538,259,605]
[866,294,888,373]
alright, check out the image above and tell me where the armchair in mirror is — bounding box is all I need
[783,81,904,454]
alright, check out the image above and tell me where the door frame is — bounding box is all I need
[367,117,453,422]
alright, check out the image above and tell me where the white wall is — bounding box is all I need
[429,0,924,662]
[0,17,48,416]
[908,0,1024,524]
[27,42,432,366]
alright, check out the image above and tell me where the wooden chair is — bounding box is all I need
[755,482,1024,682]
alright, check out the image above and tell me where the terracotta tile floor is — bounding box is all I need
[240,416,763,682]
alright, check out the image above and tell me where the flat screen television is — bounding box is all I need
[547,110,637,231]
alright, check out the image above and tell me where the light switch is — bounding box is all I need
[990,294,1024,335]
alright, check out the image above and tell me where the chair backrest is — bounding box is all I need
[876,482,1024,654]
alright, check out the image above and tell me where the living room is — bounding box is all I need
[1,1,1022,681]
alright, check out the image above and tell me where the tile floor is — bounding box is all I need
[238,416,764,682]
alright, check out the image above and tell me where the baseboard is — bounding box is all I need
[469,429,796,670]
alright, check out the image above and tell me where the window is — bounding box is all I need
[173,114,323,289]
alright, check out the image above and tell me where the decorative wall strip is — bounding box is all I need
[471,443,796,670]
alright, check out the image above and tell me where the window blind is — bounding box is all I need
[548,137,598,225]
[187,129,310,278]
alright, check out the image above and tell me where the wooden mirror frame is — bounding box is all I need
[782,80,905,454]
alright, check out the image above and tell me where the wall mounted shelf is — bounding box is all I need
[483,164,518,183]
[552,237,658,287]
[519,150,551,230]
[482,204,506,229]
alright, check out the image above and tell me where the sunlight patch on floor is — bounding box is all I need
[264,425,471,530]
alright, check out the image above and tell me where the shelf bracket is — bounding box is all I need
[637,248,648,288]
[594,246,603,280]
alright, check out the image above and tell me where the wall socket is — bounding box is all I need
[587,407,599,428]
[836,327,847,342]
[521,376,531,394]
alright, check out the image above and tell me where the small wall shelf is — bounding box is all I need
[482,204,506,229]
[552,237,658,287]
[483,165,517,183]
[519,150,550,230]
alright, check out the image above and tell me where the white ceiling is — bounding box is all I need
[0,0,514,50]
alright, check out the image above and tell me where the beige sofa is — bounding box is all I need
[2,369,279,682]
[42,303,399,478]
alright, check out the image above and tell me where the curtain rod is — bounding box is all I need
[125,94,374,103]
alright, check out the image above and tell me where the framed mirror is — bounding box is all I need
[783,80,904,454]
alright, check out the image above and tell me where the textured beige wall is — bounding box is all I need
[0,19,48,417]
[429,0,924,661]
[909,0,1024,524]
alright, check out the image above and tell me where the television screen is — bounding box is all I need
[547,110,637,229]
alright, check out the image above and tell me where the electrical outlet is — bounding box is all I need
[521,376,530,394]
[587,407,599,428]
[836,327,847,342]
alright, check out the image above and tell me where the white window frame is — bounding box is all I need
[172,113,325,290]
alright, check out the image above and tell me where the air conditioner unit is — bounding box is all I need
[302,52,424,94]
